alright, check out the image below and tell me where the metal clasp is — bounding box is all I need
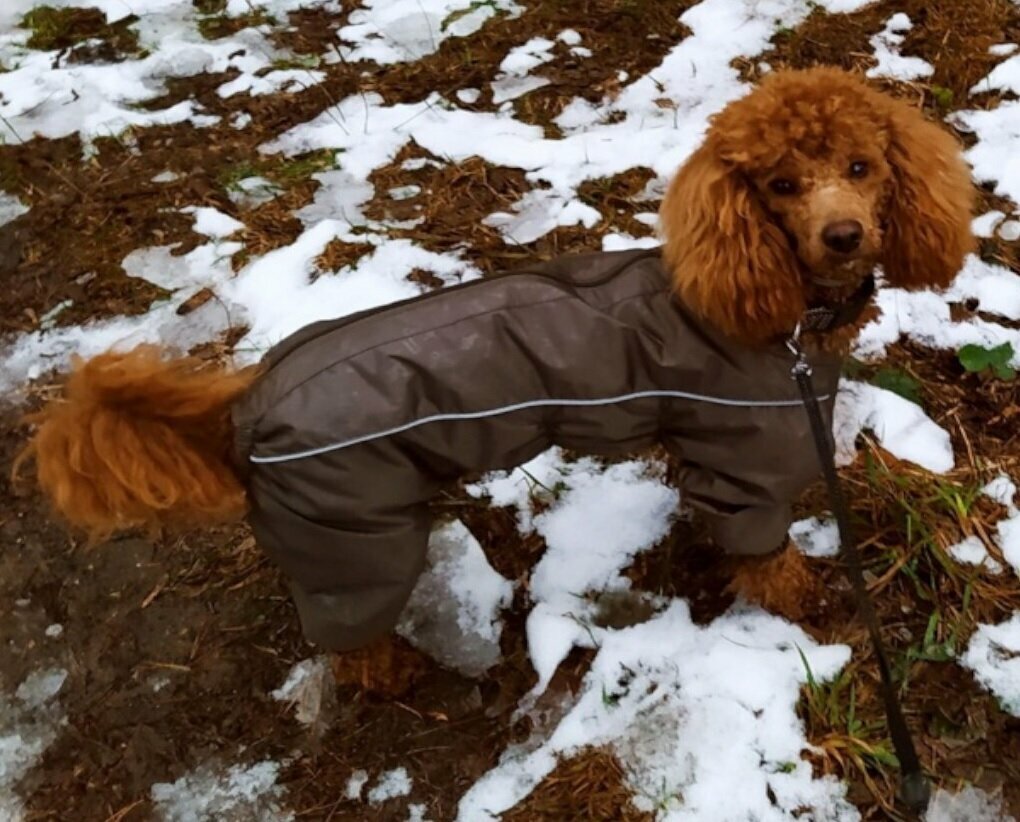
[786,322,812,379]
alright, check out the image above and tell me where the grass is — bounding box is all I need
[21,5,142,55]
[195,8,277,40]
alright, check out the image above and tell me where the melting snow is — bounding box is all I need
[1,668,68,822]
[397,519,514,678]
[926,786,1016,822]
[150,760,293,822]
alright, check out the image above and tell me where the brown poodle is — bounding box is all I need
[15,68,974,692]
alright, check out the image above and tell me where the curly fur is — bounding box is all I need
[660,67,975,346]
[14,346,256,541]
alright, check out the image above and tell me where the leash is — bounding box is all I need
[787,327,931,815]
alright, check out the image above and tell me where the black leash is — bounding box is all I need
[787,329,931,815]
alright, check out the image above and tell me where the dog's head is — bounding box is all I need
[660,67,975,345]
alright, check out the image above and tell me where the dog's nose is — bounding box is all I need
[822,220,863,254]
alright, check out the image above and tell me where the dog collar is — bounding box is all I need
[800,274,876,333]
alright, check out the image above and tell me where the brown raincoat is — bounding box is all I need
[232,248,842,651]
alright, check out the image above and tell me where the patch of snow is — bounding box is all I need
[499,37,556,76]
[183,206,244,239]
[397,520,514,677]
[833,380,954,473]
[1,668,68,821]
[389,184,422,200]
[790,517,840,558]
[981,475,1020,575]
[456,88,481,104]
[44,624,63,639]
[367,767,412,805]
[926,785,1015,822]
[271,656,334,728]
[0,192,29,227]
[999,220,1020,242]
[601,232,660,252]
[344,769,369,801]
[336,0,522,65]
[151,170,181,183]
[989,43,1019,57]
[407,803,431,822]
[855,269,1020,367]
[457,603,855,821]
[867,14,934,81]
[954,102,1020,205]
[227,176,283,209]
[948,535,1003,575]
[961,612,1020,717]
[973,210,1006,238]
[0,8,325,146]
[151,760,293,822]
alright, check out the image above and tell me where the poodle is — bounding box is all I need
[15,68,974,691]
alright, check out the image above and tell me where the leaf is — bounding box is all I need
[931,85,954,109]
[959,344,992,372]
[871,367,922,405]
[959,342,1016,379]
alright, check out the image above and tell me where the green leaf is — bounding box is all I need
[931,85,954,110]
[871,367,922,405]
[959,344,993,372]
[959,342,1016,378]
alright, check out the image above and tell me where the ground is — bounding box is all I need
[2,0,1020,820]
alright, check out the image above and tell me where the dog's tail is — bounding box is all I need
[13,345,257,541]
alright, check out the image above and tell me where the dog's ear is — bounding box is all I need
[881,100,975,290]
[659,141,804,344]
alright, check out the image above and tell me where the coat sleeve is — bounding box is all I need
[245,443,439,652]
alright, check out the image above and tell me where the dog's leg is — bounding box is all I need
[330,635,430,697]
[726,542,825,622]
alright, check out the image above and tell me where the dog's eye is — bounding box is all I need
[849,160,869,178]
[768,178,797,195]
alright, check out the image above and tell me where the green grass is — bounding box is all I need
[21,5,141,54]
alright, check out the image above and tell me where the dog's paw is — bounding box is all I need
[330,635,430,698]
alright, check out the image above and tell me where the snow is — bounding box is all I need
[150,760,293,822]
[457,603,855,820]
[43,624,63,639]
[344,769,369,801]
[0,192,29,227]
[949,536,1004,575]
[271,656,334,728]
[961,612,1020,717]
[367,767,413,805]
[789,517,840,558]
[336,0,522,65]
[866,14,934,81]
[397,519,514,677]
[927,786,1015,822]
[227,176,283,209]
[980,475,1020,576]
[973,210,1007,238]
[1,668,68,822]
[183,207,244,239]
[833,380,954,473]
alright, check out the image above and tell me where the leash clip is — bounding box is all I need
[786,322,812,379]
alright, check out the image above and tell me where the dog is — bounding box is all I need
[15,68,974,688]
